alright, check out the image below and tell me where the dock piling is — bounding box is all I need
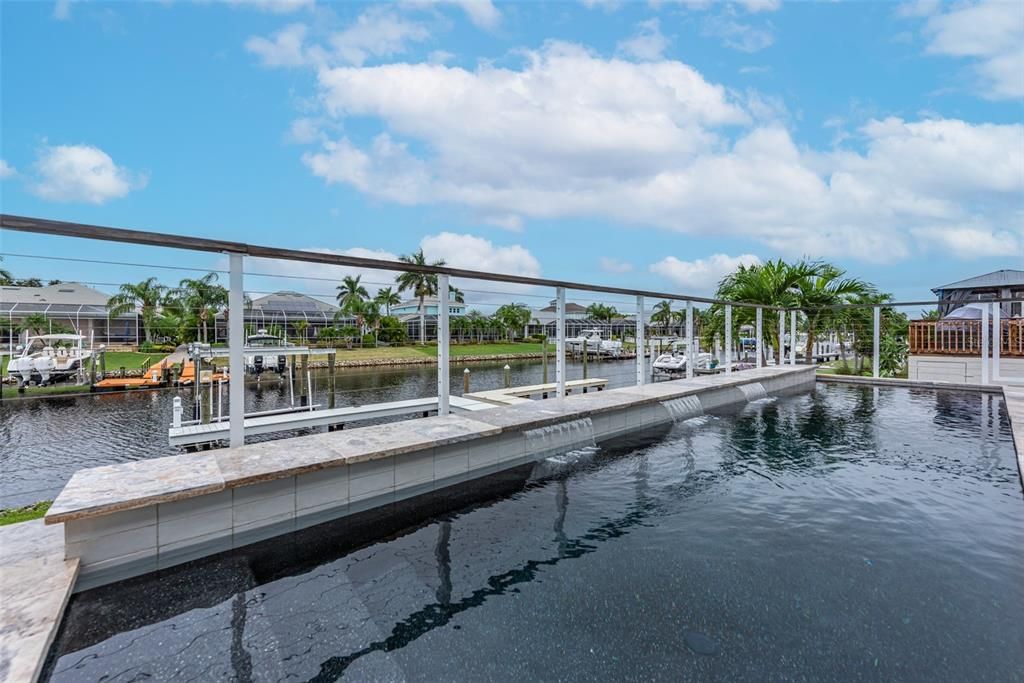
[463,367,470,394]
[504,364,511,388]
[328,350,336,409]
[172,397,182,428]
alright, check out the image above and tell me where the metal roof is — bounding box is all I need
[0,282,112,306]
[932,269,1024,294]
[248,291,339,315]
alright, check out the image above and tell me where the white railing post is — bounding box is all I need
[755,307,763,368]
[685,300,694,379]
[790,310,797,366]
[437,273,450,415]
[228,252,245,447]
[724,304,732,374]
[778,310,785,367]
[872,305,881,379]
[981,303,990,385]
[992,302,1001,382]
[556,287,566,398]
[635,295,645,386]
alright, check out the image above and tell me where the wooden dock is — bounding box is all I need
[168,395,495,447]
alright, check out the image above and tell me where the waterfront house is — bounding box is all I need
[0,282,139,349]
[228,290,341,342]
[931,269,1024,317]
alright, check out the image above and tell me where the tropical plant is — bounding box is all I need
[14,277,43,287]
[586,303,618,323]
[919,309,941,320]
[466,309,488,342]
[377,315,407,344]
[651,300,673,334]
[175,273,228,343]
[795,264,874,362]
[293,319,309,342]
[395,249,445,343]
[709,259,822,363]
[449,285,465,304]
[18,313,53,336]
[0,257,12,285]
[336,275,369,313]
[494,303,532,341]
[374,286,401,317]
[107,277,167,344]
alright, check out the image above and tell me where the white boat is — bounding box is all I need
[244,330,290,375]
[566,329,623,357]
[652,351,714,374]
[6,334,94,387]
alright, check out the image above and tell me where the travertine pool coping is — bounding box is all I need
[45,366,815,526]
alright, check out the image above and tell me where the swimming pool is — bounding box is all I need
[44,383,1024,681]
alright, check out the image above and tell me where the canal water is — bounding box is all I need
[0,358,638,508]
[43,384,1024,681]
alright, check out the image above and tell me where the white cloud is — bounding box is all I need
[739,65,771,75]
[911,226,1021,259]
[580,0,622,11]
[600,257,634,274]
[617,18,670,61]
[330,7,430,66]
[401,0,501,29]
[650,253,761,291]
[428,50,456,64]
[31,144,146,204]
[736,0,781,13]
[918,0,1024,100]
[0,160,16,179]
[226,0,314,14]
[280,40,1022,264]
[286,117,320,144]
[245,23,310,68]
[53,0,74,20]
[703,15,775,52]
[240,234,540,305]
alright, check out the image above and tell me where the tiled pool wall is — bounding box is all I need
[63,368,815,591]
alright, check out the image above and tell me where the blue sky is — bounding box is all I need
[1,0,1022,309]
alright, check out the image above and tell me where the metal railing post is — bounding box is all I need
[635,295,645,386]
[724,305,732,374]
[872,305,881,379]
[981,303,990,385]
[790,310,797,366]
[556,287,566,398]
[778,310,785,367]
[685,300,694,379]
[992,302,1001,382]
[228,252,245,447]
[755,307,763,368]
[437,273,450,415]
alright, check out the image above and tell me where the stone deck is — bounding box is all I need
[0,520,78,683]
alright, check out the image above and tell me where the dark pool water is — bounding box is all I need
[0,358,636,507]
[44,384,1024,681]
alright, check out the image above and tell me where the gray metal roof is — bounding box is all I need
[0,282,113,306]
[248,291,339,315]
[932,270,1024,294]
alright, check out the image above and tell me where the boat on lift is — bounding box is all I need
[652,350,715,375]
[6,334,94,388]
[565,329,623,357]
[244,329,291,376]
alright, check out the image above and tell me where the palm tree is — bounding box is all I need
[293,319,309,343]
[336,275,369,312]
[107,277,166,344]
[176,273,228,343]
[0,257,12,285]
[374,286,401,316]
[466,309,487,342]
[395,249,446,344]
[18,313,51,336]
[712,259,821,363]
[795,264,874,362]
[651,300,673,334]
[494,303,532,341]
[449,285,465,304]
[586,303,618,324]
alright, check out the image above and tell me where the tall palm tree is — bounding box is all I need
[712,259,821,363]
[336,275,369,313]
[586,303,618,324]
[395,249,446,344]
[176,272,228,343]
[651,300,673,334]
[494,303,532,341]
[449,285,465,304]
[795,264,874,361]
[107,277,166,344]
[374,286,401,317]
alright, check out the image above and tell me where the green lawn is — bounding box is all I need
[418,342,550,357]
[102,351,159,370]
[0,501,51,526]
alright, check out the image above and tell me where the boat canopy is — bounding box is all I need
[25,334,87,342]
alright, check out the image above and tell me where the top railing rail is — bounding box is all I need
[3,213,1021,312]
[0,214,766,308]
